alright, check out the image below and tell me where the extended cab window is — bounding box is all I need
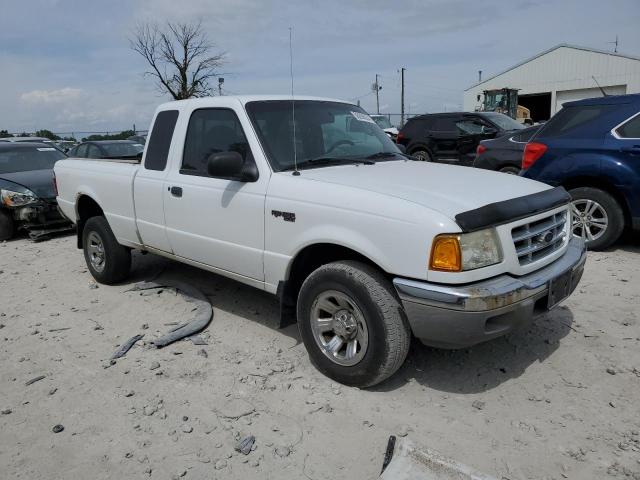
[181,108,251,177]
[145,110,179,171]
[616,113,640,138]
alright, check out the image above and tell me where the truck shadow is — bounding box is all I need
[126,251,302,344]
[373,307,575,394]
[127,251,575,393]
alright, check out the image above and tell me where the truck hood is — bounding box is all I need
[0,169,56,200]
[298,160,550,220]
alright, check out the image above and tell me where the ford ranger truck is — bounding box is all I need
[54,96,586,387]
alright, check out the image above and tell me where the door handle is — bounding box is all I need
[620,145,640,155]
[169,186,183,197]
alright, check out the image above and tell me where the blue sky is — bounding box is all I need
[1,0,638,134]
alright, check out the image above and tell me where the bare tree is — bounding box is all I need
[131,21,226,100]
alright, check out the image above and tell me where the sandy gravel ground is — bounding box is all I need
[1,233,639,480]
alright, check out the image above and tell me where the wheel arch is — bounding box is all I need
[276,242,390,328]
[75,194,104,248]
[561,176,631,228]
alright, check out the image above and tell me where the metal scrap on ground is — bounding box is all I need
[110,334,145,360]
[379,437,498,480]
[125,279,213,348]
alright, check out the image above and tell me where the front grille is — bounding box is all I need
[511,210,567,266]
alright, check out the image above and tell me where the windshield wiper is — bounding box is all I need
[365,151,413,160]
[283,157,374,171]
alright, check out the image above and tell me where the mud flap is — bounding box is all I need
[379,436,498,480]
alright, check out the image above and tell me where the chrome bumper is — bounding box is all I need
[393,236,586,349]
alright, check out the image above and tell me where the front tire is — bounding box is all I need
[297,261,411,388]
[82,216,131,284]
[0,210,15,241]
[569,187,624,250]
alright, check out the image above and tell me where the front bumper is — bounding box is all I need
[393,236,586,349]
[9,199,73,240]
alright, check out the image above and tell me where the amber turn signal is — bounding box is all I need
[429,235,462,272]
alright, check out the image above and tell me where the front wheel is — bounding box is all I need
[297,261,411,388]
[499,165,520,175]
[569,187,624,250]
[82,216,131,284]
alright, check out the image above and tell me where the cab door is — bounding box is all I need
[429,116,460,163]
[162,106,268,281]
[455,117,495,166]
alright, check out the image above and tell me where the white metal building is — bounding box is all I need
[464,44,640,122]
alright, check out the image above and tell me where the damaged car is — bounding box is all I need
[0,142,72,240]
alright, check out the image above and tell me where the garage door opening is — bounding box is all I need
[519,93,552,122]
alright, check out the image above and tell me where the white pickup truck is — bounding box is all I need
[55,96,586,387]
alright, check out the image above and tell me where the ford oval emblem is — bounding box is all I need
[534,230,555,244]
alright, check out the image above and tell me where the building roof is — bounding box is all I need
[465,44,640,91]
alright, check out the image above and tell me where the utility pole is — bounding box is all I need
[372,74,382,114]
[400,67,406,127]
[218,77,225,96]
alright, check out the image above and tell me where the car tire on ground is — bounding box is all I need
[82,216,131,284]
[412,149,432,162]
[297,260,411,388]
[568,187,625,251]
[499,165,520,175]
[0,210,15,241]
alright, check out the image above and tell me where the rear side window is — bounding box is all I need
[145,110,179,171]
[432,117,457,132]
[616,113,640,138]
[181,108,251,177]
[539,105,613,138]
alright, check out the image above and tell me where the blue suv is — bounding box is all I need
[522,94,640,250]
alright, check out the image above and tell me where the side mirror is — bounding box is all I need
[207,151,258,182]
[396,144,406,154]
[482,127,498,136]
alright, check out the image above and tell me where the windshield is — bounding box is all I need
[246,101,401,171]
[102,142,144,157]
[372,115,393,129]
[482,112,524,131]
[0,147,66,174]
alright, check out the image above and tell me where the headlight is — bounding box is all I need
[430,229,502,272]
[0,189,39,207]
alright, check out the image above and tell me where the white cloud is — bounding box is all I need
[20,87,84,105]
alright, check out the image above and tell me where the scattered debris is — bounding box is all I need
[125,391,135,397]
[25,375,46,386]
[182,425,193,433]
[111,334,145,360]
[126,280,213,348]
[472,400,485,410]
[49,388,57,396]
[606,367,616,375]
[48,327,71,332]
[197,349,208,358]
[214,460,227,470]
[149,362,161,371]
[235,435,256,455]
[1,409,11,415]
[188,335,207,345]
[52,424,64,433]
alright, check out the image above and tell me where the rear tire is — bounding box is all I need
[0,210,15,241]
[412,149,432,162]
[297,261,411,388]
[569,187,624,250]
[499,165,520,175]
[82,216,131,284]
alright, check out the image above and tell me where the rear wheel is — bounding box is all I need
[0,210,15,241]
[569,187,624,250]
[82,216,131,284]
[297,261,411,388]
[412,149,432,162]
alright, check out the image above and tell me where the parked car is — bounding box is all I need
[474,125,541,174]
[370,115,399,141]
[522,93,640,250]
[54,96,585,387]
[0,136,66,153]
[0,142,71,240]
[67,140,144,160]
[396,111,525,165]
